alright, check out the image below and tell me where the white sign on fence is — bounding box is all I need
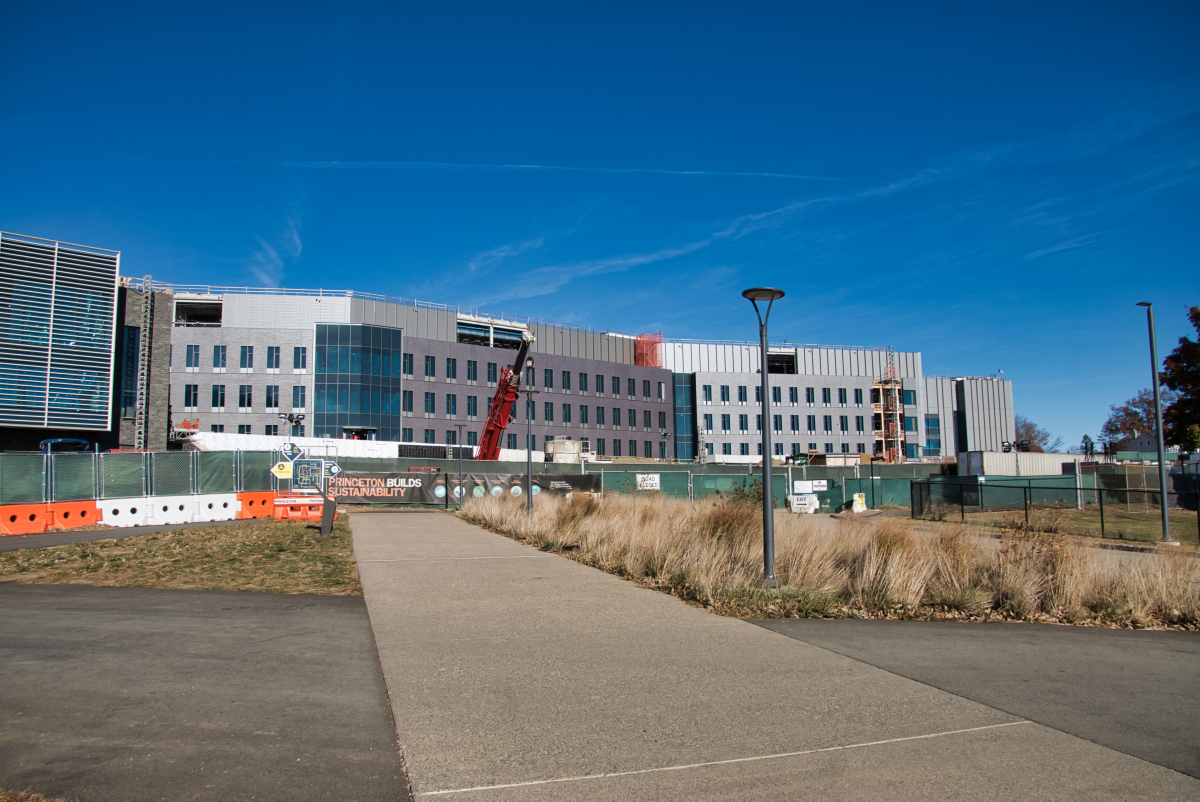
[793,479,828,494]
[636,473,661,491]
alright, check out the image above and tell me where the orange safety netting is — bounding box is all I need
[635,332,664,368]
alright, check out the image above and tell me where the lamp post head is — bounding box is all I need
[1136,302,1152,307]
[742,287,785,302]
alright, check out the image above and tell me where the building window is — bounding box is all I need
[837,387,847,405]
[905,416,919,432]
[659,441,666,459]
[702,413,713,432]
[808,443,817,452]
[825,443,833,454]
[721,413,731,433]
[755,386,761,403]
[423,429,435,444]
[544,401,554,422]
[738,414,748,432]
[467,431,478,446]
[856,415,865,433]
[579,373,589,392]
[294,347,307,370]
[240,346,253,369]
[446,430,457,445]
[424,392,435,414]
[613,407,621,426]
[772,386,781,404]
[544,369,554,389]
[562,371,571,391]
[213,345,226,369]
[467,360,477,381]
[238,385,252,410]
[183,384,198,409]
[657,381,664,400]
[446,358,457,379]
[265,424,278,437]
[403,353,414,376]
[755,414,762,432]
[402,390,413,412]
[424,355,435,377]
[806,387,815,404]
[642,379,650,398]
[703,385,713,403]
[658,410,667,430]
[210,424,224,433]
[292,386,306,409]
[628,408,636,428]
[773,415,782,432]
[822,387,831,404]
[840,443,850,453]
[854,388,863,405]
[613,439,622,457]
[596,406,606,426]
[823,415,832,432]
[185,345,200,368]
[643,409,651,429]
[839,415,848,432]
[643,440,652,458]
[720,385,730,403]
[402,428,413,442]
[791,443,801,455]
[597,438,606,455]
[266,346,280,370]
[487,362,497,383]
[238,424,251,434]
[446,394,457,415]
[467,396,478,416]
[628,378,636,397]
[774,443,784,456]
[265,385,279,410]
[790,415,800,432]
[857,443,867,453]
[737,385,747,403]
[506,433,517,450]
[211,384,226,409]
[721,443,732,455]
[789,387,798,404]
[562,404,572,423]
[580,405,589,424]
[903,390,917,405]
[807,414,816,433]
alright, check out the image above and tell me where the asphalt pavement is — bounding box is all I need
[753,618,1200,778]
[0,584,408,802]
[354,511,1200,801]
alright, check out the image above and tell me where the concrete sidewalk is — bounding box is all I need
[354,512,1200,800]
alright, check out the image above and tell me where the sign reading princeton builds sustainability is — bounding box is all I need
[327,472,601,504]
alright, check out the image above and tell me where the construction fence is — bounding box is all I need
[911,479,1200,545]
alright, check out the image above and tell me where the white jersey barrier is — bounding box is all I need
[98,493,244,528]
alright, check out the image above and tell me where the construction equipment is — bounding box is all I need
[872,346,905,463]
[476,332,536,460]
[134,276,154,451]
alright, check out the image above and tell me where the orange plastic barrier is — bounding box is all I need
[272,497,334,523]
[0,504,50,536]
[236,492,275,519]
[47,501,101,530]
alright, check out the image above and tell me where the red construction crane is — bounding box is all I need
[476,332,535,460]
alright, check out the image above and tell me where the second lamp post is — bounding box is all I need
[742,287,785,587]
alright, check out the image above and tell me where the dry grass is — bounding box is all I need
[460,493,1200,628]
[0,518,361,595]
[0,790,63,802]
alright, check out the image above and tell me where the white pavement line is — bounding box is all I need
[414,721,1031,797]
[359,555,553,563]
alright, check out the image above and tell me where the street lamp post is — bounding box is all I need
[454,423,466,509]
[742,287,785,587]
[521,385,539,517]
[1135,302,1177,545]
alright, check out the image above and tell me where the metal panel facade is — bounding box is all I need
[0,233,119,431]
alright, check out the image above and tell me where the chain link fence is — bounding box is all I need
[912,480,1200,545]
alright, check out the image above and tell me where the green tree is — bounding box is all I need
[1080,434,1095,457]
[1013,415,1063,453]
[1161,306,1200,448]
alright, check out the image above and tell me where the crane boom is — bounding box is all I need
[476,332,535,460]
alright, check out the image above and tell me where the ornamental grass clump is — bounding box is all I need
[457,492,1199,628]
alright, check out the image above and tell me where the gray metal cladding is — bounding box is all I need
[0,233,119,431]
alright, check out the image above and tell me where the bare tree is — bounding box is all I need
[1014,414,1063,453]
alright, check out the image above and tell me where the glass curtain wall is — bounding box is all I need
[312,324,404,441]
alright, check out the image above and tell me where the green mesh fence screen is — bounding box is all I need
[151,453,192,496]
[239,451,275,492]
[841,478,913,508]
[100,454,146,499]
[198,452,236,494]
[50,454,95,501]
[596,470,692,498]
[0,454,45,504]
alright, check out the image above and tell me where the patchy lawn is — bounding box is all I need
[0,518,360,595]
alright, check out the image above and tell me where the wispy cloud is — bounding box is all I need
[277,159,840,181]
[248,216,303,287]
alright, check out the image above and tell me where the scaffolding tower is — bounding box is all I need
[134,276,153,450]
[873,347,905,463]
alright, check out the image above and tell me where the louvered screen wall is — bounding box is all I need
[0,233,119,431]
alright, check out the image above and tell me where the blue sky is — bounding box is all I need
[2,1,1197,447]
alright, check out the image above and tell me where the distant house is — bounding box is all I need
[1122,432,1158,452]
